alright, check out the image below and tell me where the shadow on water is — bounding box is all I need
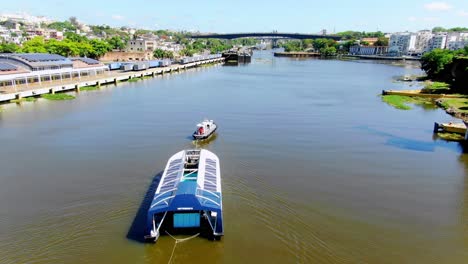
[126,171,163,243]
[357,126,465,153]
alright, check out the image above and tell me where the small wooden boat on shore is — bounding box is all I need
[145,149,224,242]
[193,120,217,140]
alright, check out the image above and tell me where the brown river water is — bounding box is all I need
[0,50,467,263]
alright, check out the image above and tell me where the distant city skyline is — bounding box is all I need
[2,0,468,33]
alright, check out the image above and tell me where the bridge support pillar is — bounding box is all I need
[272,39,279,48]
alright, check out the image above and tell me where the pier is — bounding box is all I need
[0,57,224,103]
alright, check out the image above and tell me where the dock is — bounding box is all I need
[0,57,224,103]
[434,122,467,134]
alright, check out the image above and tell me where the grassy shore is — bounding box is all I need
[197,62,218,68]
[128,76,153,82]
[384,80,468,118]
[80,85,99,91]
[436,97,468,116]
[41,94,75,100]
[10,97,37,103]
[381,95,433,110]
[421,81,451,94]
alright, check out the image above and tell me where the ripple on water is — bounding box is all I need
[225,157,349,263]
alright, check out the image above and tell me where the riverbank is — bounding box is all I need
[382,80,468,121]
[0,57,224,104]
[274,52,320,57]
[345,54,420,61]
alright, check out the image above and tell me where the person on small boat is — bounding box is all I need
[198,127,204,135]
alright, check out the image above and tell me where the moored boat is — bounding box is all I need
[145,149,223,242]
[193,120,217,140]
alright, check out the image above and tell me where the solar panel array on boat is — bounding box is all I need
[0,62,17,71]
[204,158,217,192]
[17,53,66,62]
[159,158,183,193]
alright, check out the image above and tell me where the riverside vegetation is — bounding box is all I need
[382,46,468,119]
[41,94,76,100]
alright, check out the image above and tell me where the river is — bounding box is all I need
[0,50,467,264]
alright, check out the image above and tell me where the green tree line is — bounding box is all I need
[153,48,174,59]
[432,27,468,33]
[420,46,468,89]
[179,39,232,56]
[336,31,385,40]
[282,38,338,56]
[0,32,128,58]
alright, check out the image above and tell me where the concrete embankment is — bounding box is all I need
[0,58,224,103]
[345,55,420,61]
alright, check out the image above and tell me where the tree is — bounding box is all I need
[64,32,87,42]
[313,38,335,50]
[0,42,19,53]
[89,39,111,58]
[420,49,454,79]
[283,41,302,52]
[107,36,126,50]
[448,27,468,32]
[302,39,314,49]
[47,21,76,31]
[374,37,389,46]
[20,36,47,53]
[180,48,195,57]
[432,27,446,33]
[337,31,362,40]
[341,40,357,52]
[320,46,337,56]
[75,41,94,57]
[360,41,370,46]
[153,48,174,59]
[45,39,80,57]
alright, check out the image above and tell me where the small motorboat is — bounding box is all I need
[193,120,217,140]
[145,149,224,242]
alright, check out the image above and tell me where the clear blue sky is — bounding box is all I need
[3,0,468,33]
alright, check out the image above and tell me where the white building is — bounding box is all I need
[0,26,9,41]
[427,33,447,51]
[156,41,183,52]
[414,30,433,54]
[126,38,157,52]
[446,32,468,51]
[389,32,417,55]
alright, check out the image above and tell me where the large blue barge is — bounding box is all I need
[145,149,223,242]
